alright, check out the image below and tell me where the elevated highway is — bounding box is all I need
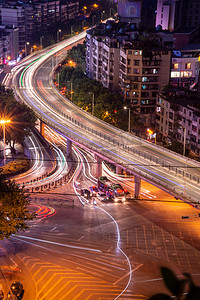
[12,31,200,202]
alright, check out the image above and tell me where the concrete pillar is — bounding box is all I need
[134,175,141,199]
[116,165,122,175]
[67,139,72,158]
[95,155,102,178]
[40,120,45,137]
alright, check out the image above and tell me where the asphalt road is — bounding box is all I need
[1,145,200,300]
[11,33,200,203]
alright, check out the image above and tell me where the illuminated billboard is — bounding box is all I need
[118,0,141,19]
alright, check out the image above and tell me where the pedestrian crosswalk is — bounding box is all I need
[19,255,145,300]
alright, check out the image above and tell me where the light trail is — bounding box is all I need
[13,235,102,253]
[102,162,157,199]
[95,206,132,299]
[70,145,132,299]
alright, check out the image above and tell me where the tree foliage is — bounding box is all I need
[58,64,129,130]
[0,173,34,239]
[0,85,37,151]
[65,43,86,72]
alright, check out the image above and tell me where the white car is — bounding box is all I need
[97,191,108,202]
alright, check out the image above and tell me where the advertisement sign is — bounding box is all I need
[118,1,141,18]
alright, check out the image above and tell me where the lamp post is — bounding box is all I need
[0,119,10,165]
[183,127,186,156]
[67,81,73,102]
[179,126,186,156]
[101,10,105,21]
[71,25,74,35]
[25,42,29,56]
[124,106,131,133]
[89,92,95,115]
[40,36,44,50]
[57,29,61,43]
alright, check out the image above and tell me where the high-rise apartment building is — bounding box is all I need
[156,90,200,155]
[170,46,200,91]
[0,0,79,51]
[86,21,171,126]
[119,42,171,125]
[0,25,19,61]
[0,4,25,50]
[156,0,200,31]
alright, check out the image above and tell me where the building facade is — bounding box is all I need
[156,0,200,31]
[86,21,171,126]
[156,91,200,155]
[170,46,200,91]
[0,25,19,62]
[119,42,171,125]
[0,0,79,51]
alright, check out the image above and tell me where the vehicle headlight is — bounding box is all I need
[122,197,126,202]
[114,198,118,202]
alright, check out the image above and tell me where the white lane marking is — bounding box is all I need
[77,236,84,241]
[50,227,57,232]
[113,264,143,285]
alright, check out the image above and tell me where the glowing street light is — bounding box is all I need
[147,128,156,144]
[0,119,10,165]
[57,29,61,43]
[124,106,131,133]
[25,42,29,56]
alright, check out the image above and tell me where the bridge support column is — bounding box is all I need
[134,175,141,199]
[40,120,45,137]
[95,155,102,178]
[116,165,122,175]
[67,139,72,158]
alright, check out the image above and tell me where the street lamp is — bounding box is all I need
[179,126,186,156]
[101,10,105,21]
[147,128,156,144]
[89,92,95,115]
[0,119,10,165]
[67,81,73,102]
[181,127,186,156]
[40,36,44,50]
[124,106,131,133]
[57,29,61,43]
[25,42,29,56]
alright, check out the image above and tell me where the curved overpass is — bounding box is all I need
[12,31,200,203]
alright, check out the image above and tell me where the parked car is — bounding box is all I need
[81,189,91,199]
[97,191,108,202]
[89,186,98,196]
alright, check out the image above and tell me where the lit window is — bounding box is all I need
[185,63,191,69]
[142,77,147,82]
[134,51,138,55]
[174,63,179,69]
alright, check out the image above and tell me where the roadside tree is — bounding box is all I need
[0,173,34,239]
[0,88,37,153]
